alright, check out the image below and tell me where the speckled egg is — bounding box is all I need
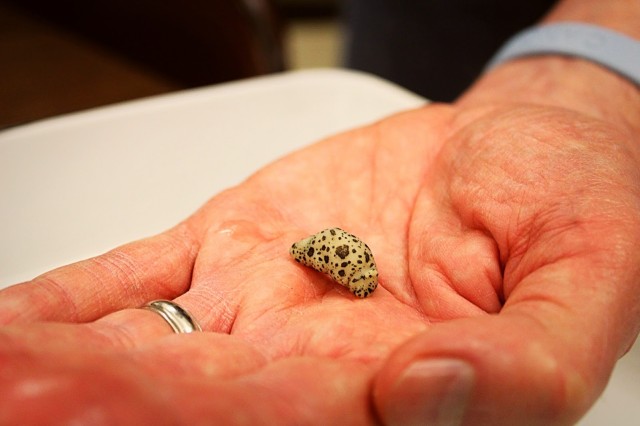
[289,228,378,298]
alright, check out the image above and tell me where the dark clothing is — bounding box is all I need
[345,0,557,101]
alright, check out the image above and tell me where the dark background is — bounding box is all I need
[0,0,554,129]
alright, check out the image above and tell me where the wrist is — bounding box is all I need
[459,54,640,133]
[459,0,640,132]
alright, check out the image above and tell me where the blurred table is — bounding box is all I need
[0,68,637,425]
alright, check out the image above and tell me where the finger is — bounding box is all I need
[85,222,288,342]
[0,317,267,374]
[74,208,270,340]
[1,329,376,425]
[0,223,199,325]
[87,291,234,347]
[0,342,177,425]
[0,331,268,425]
[0,308,206,353]
[373,257,639,426]
[409,185,504,318]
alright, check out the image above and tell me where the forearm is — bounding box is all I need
[458,0,640,132]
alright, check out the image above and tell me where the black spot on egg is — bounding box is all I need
[335,245,350,259]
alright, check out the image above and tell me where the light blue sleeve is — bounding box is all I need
[485,22,640,86]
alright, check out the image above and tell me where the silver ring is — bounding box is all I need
[143,300,202,333]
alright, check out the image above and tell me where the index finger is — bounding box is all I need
[0,223,199,325]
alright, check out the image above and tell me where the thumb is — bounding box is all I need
[373,263,636,426]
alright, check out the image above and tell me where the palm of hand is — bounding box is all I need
[192,106,457,361]
[2,104,639,425]
[214,102,638,359]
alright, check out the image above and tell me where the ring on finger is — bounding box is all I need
[142,299,202,333]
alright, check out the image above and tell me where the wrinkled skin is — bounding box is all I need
[1,81,640,424]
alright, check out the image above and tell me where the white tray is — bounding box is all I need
[0,69,636,424]
[0,69,424,285]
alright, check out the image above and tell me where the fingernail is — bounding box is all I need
[383,358,474,426]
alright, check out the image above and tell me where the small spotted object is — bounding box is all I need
[289,228,378,298]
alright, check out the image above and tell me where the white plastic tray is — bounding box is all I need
[0,69,636,424]
[0,69,424,285]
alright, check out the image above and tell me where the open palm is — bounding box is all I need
[2,103,639,425]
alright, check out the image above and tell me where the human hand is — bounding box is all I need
[0,105,451,425]
[2,60,640,426]
[369,49,640,425]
